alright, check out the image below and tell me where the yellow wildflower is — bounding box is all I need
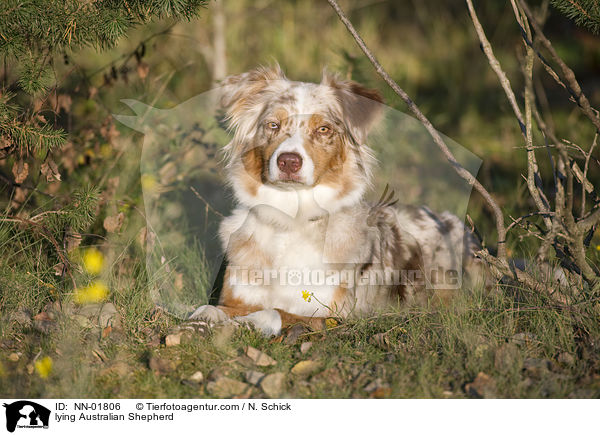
[141,174,157,191]
[596,245,600,252]
[34,356,53,379]
[325,318,338,329]
[301,290,312,302]
[82,248,104,275]
[74,280,109,304]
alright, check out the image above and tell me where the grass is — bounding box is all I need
[1,256,599,398]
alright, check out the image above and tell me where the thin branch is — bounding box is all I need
[467,0,526,139]
[326,0,508,260]
[518,0,600,133]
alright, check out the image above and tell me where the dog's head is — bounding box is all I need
[220,65,383,216]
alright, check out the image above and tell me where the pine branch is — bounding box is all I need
[551,0,600,34]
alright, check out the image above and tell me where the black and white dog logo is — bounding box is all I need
[2,401,50,432]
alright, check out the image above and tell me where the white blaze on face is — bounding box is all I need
[267,128,315,185]
[267,84,334,186]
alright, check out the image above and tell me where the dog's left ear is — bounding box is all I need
[321,71,383,144]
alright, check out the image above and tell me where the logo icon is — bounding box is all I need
[2,401,50,433]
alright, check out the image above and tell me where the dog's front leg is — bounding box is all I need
[189,304,326,336]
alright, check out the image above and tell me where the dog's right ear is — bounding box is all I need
[219,64,286,122]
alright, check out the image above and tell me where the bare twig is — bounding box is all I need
[190,186,224,217]
[518,0,600,132]
[327,0,508,260]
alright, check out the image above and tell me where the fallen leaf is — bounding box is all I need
[40,159,61,182]
[12,160,29,184]
[291,360,322,377]
[103,212,124,233]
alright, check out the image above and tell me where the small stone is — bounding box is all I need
[188,371,204,383]
[8,353,20,362]
[245,370,265,386]
[245,346,276,366]
[291,360,322,377]
[300,342,313,354]
[465,372,497,398]
[260,372,286,398]
[165,333,182,347]
[206,377,249,398]
[557,352,575,366]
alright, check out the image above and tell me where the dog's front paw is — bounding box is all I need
[234,309,282,336]
[188,305,228,324]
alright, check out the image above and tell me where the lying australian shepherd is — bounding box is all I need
[190,65,483,335]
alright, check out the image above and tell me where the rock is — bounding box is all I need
[165,333,182,347]
[245,370,265,386]
[206,377,249,398]
[291,360,322,377]
[284,324,308,345]
[494,343,520,373]
[8,353,20,362]
[557,352,575,366]
[300,342,313,354]
[260,372,286,398]
[148,356,175,374]
[188,371,204,383]
[465,372,497,398]
[245,346,276,367]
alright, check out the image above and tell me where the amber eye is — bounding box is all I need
[266,121,280,130]
[317,125,331,134]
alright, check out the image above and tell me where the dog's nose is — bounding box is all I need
[277,152,303,174]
